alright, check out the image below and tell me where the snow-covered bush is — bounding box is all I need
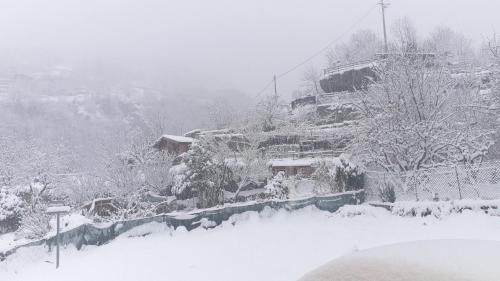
[334,156,364,192]
[18,209,51,239]
[0,187,25,233]
[169,162,194,199]
[379,180,397,203]
[335,204,388,218]
[264,172,289,200]
[311,161,337,193]
[311,157,364,194]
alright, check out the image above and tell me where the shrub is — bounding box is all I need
[0,188,25,234]
[334,156,364,192]
[18,207,51,239]
[264,172,289,200]
[311,161,337,193]
[379,180,397,203]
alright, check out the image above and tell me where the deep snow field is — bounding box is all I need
[2,205,500,281]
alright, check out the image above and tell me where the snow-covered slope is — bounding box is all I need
[2,206,500,281]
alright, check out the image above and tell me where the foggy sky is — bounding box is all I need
[0,0,499,98]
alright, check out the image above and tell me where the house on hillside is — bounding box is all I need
[320,61,378,93]
[269,158,326,178]
[320,53,437,94]
[184,128,250,152]
[291,95,317,109]
[153,134,195,155]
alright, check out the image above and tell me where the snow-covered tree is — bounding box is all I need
[189,141,227,208]
[391,17,419,53]
[299,66,324,96]
[256,94,287,132]
[354,55,494,173]
[171,140,228,208]
[228,132,271,199]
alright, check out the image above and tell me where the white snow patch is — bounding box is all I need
[160,134,194,143]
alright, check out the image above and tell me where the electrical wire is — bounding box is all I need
[277,4,378,79]
[254,3,379,98]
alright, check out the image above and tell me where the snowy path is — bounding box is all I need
[2,206,500,281]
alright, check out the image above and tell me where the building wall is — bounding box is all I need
[157,140,191,155]
[272,166,316,178]
[320,67,377,93]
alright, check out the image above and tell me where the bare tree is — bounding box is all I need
[256,94,287,132]
[484,32,500,61]
[424,26,474,62]
[206,101,239,130]
[326,29,383,66]
[229,131,271,199]
[391,17,419,53]
[300,66,323,96]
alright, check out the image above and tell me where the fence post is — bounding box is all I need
[455,166,463,200]
[46,205,70,269]
[56,213,60,269]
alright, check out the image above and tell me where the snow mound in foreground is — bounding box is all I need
[298,240,500,281]
[335,204,389,217]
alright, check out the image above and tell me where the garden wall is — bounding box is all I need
[0,190,365,261]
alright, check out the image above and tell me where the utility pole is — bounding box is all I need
[273,74,278,98]
[378,0,389,54]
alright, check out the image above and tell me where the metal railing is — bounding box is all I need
[267,149,344,159]
[323,59,377,76]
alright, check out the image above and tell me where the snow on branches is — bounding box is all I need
[354,55,495,172]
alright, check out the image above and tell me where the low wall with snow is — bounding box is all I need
[0,190,365,261]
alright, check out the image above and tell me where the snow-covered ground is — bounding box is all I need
[2,205,500,281]
[0,213,91,253]
[299,240,500,281]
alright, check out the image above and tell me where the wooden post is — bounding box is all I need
[56,213,60,269]
[46,205,70,269]
[273,75,278,98]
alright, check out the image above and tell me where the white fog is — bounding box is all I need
[1,1,500,280]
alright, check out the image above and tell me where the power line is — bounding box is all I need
[254,3,379,99]
[255,78,275,97]
[276,4,378,79]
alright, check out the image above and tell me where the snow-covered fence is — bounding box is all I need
[322,59,377,76]
[266,149,344,159]
[0,190,364,261]
[365,161,500,201]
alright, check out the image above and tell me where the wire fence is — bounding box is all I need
[365,161,500,201]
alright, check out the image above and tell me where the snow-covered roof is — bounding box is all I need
[160,134,195,143]
[269,157,331,167]
[46,206,71,214]
[323,61,377,77]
